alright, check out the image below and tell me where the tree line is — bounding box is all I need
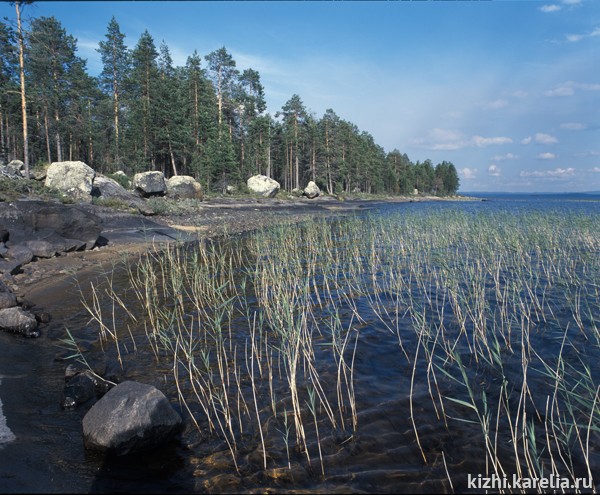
[0,9,460,196]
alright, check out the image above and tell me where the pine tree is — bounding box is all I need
[0,20,18,163]
[26,16,85,164]
[97,16,130,167]
[128,30,159,170]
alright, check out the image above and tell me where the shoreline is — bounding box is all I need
[13,193,476,308]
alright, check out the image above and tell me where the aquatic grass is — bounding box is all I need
[77,207,600,490]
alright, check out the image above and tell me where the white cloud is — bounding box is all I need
[560,122,586,130]
[540,4,561,12]
[535,133,558,144]
[460,167,477,180]
[413,129,513,151]
[544,84,575,96]
[591,167,600,173]
[565,26,600,42]
[521,136,533,145]
[492,153,519,161]
[537,152,557,160]
[472,136,513,147]
[545,81,600,96]
[488,165,501,176]
[520,167,576,178]
[483,99,508,110]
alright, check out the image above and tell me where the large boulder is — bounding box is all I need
[247,175,280,198]
[166,175,203,200]
[0,200,102,252]
[303,181,321,199]
[133,171,166,198]
[82,381,182,456]
[45,161,96,202]
[0,307,39,337]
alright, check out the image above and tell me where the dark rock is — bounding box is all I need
[0,259,22,276]
[6,244,33,264]
[34,311,52,324]
[0,307,39,337]
[0,200,102,251]
[23,240,57,258]
[62,370,108,409]
[82,381,182,456]
[92,175,147,211]
[0,226,8,243]
[0,291,17,309]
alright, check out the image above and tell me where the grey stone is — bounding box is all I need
[303,181,321,199]
[6,244,33,264]
[0,291,17,310]
[133,171,166,198]
[82,381,182,456]
[45,161,96,202]
[247,175,280,198]
[24,240,56,258]
[0,307,39,337]
[166,175,203,200]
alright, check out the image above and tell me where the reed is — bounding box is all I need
[78,207,599,489]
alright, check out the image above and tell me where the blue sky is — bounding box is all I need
[2,0,599,192]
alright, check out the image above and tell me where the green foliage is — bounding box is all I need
[1,12,462,196]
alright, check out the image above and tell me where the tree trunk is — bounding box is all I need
[54,109,62,162]
[44,110,52,164]
[16,2,29,178]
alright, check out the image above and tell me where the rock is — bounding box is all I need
[0,160,25,178]
[0,292,17,310]
[23,240,56,259]
[247,175,280,198]
[133,171,167,198]
[62,371,108,409]
[0,201,102,251]
[0,226,9,243]
[303,181,321,199]
[0,307,39,337]
[45,161,96,202]
[92,174,147,210]
[166,176,203,200]
[82,381,182,456]
[225,185,236,195]
[6,244,33,264]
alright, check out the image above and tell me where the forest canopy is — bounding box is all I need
[0,12,460,195]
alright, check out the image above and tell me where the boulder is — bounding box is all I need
[0,160,25,178]
[166,176,203,200]
[0,307,39,337]
[45,161,96,202]
[247,175,280,198]
[82,381,182,456]
[0,289,17,309]
[23,240,57,259]
[303,181,321,199]
[133,171,166,198]
[0,201,102,252]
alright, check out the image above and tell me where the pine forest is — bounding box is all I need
[0,12,460,196]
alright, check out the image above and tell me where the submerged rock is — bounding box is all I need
[82,381,182,456]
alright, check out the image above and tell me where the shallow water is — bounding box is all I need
[1,195,599,493]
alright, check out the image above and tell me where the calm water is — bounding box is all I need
[1,194,598,493]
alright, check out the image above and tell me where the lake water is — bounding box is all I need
[0,194,598,493]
